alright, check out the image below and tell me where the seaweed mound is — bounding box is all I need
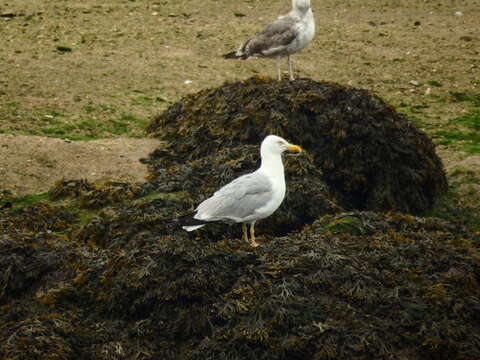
[1,198,479,359]
[2,78,476,360]
[147,76,447,214]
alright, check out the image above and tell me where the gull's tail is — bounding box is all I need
[223,51,247,60]
[178,212,209,232]
[183,224,205,231]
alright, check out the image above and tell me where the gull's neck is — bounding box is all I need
[292,0,311,16]
[259,151,285,180]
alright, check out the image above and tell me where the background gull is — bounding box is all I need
[181,135,302,247]
[223,0,315,81]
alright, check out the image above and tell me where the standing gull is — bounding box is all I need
[223,0,315,81]
[182,135,302,247]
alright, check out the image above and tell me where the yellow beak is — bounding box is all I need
[287,144,302,153]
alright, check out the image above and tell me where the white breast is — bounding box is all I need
[253,171,286,220]
[286,9,315,54]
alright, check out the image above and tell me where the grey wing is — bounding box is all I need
[242,16,298,57]
[195,172,273,222]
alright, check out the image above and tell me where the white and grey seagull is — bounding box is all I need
[181,135,302,247]
[223,0,315,81]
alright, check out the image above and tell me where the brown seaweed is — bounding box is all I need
[1,78,477,360]
[1,206,479,359]
[147,77,447,214]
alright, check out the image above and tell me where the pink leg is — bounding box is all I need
[242,223,248,243]
[250,223,259,247]
[276,56,282,81]
[288,55,294,81]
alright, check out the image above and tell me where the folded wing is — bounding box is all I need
[195,172,274,222]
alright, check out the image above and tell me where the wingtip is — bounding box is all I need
[223,51,238,59]
[178,212,210,231]
[182,224,205,232]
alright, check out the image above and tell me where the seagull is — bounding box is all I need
[181,135,302,247]
[223,0,315,81]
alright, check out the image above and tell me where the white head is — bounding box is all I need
[260,135,302,158]
[292,0,311,13]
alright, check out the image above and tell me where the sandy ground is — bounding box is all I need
[0,135,158,194]
[0,0,479,196]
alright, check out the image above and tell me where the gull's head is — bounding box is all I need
[261,135,302,157]
[293,0,311,12]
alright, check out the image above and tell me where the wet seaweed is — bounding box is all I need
[1,78,478,360]
[51,179,143,208]
[148,77,447,214]
[1,208,479,359]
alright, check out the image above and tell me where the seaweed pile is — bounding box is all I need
[1,202,479,359]
[1,78,479,360]
[147,76,447,214]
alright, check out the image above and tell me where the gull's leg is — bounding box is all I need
[250,223,259,247]
[242,223,248,243]
[288,55,294,81]
[276,56,281,81]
